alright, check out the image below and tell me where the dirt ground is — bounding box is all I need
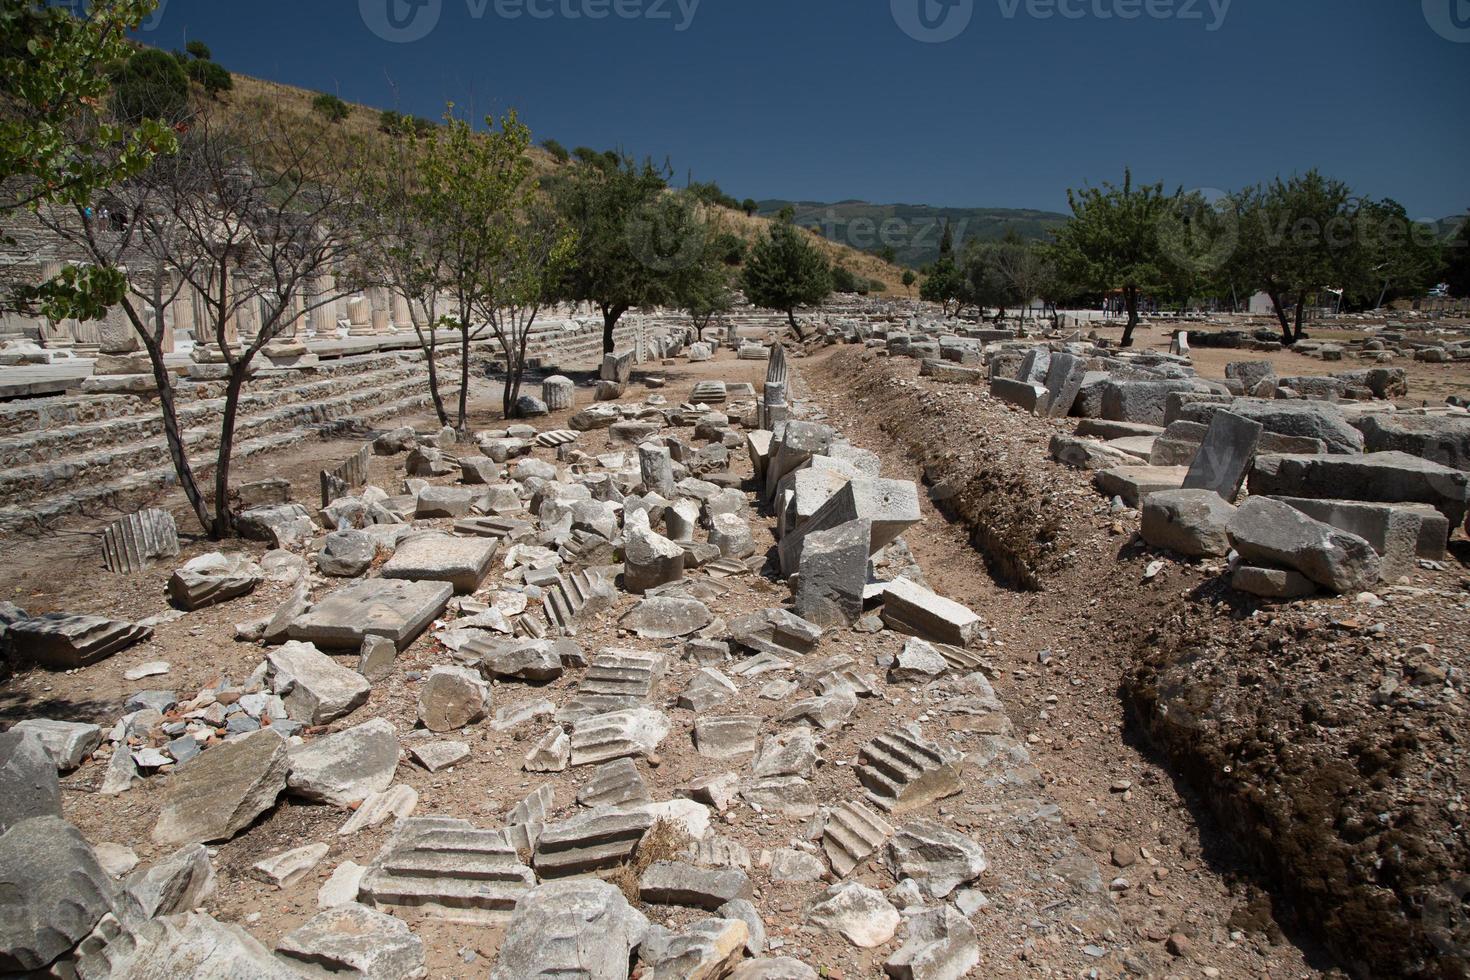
[2,320,1465,977]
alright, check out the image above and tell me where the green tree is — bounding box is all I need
[476,202,576,419]
[1350,198,1441,310]
[920,256,964,315]
[714,231,747,266]
[551,154,680,352]
[741,198,758,217]
[742,216,832,338]
[1050,170,1174,347]
[312,92,350,123]
[111,47,190,125]
[902,269,916,296]
[419,108,537,429]
[674,231,735,342]
[187,58,232,99]
[1226,172,1363,343]
[1,0,178,320]
[184,39,211,60]
[541,138,570,163]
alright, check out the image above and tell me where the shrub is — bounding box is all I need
[110,48,190,125]
[185,40,212,61]
[312,93,350,123]
[188,59,232,99]
[541,138,570,163]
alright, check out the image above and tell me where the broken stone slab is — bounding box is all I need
[287,718,399,807]
[489,878,650,980]
[533,806,655,879]
[640,917,749,980]
[1227,496,1381,594]
[4,613,151,670]
[1249,451,1470,532]
[624,514,686,595]
[251,841,329,888]
[289,578,452,652]
[752,729,818,780]
[418,666,490,733]
[1101,379,1203,426]
[730,608,823,658]
[780,477,921,576]
[360,816,536,923]
[76,911,300,979]
[338,784,418,837]
[770,848,827,882]
[8,718,101,772]
[778,689,858,731]
[1075,419,1166,441]
[414,485,480,519]
[543,569,620,634]
[167,552,263,611]
[884,819,988,898]
[0,729,60,833]
[101,508,180,574]
[1176,398,1364,454]
[1178,409,1263,502]
[879,577,982,648]
[640,860,753,910]
[794,517,870,628]
[276,904,427,979]
[888,637,951,684]
[1140,489,1237,558]
[1048,434,1138,471]
[317,860,365,909]
[523,726,571,772]
[474,638,564,683]
[856,729,963,814]
[1093,464,1190,508]
[0,816,116,973]
[578,757,651,808]
[152,730,290,846]
[122,842,216,920]
[505,783,554,854]
[1231,564,1317,599]
[358,634,397,682]
[731,958,819,980]
[806,880,901,948]
[764,420,835,500]
[317,529,377,578]
[694,715,761,760]
[709,512,757,560]
[1356,413,1470,470]
[268,641,372,726]
[381,532,497,595]
[1270,496,1448,568]
[620,596,713,640]
[568,708,670,767]
[884,906,981,980]
[823,801,894,878]
[990,376,1048,411]
[679,667,739,712]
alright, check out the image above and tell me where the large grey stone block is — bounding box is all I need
[1248,451,1470,532]
[1226,497,1382,594]
[1181,410,1263,501]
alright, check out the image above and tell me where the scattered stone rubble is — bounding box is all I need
[1,333,1140,977]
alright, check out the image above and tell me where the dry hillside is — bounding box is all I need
[222,73,909,293]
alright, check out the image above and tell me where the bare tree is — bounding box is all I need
[473,202,574,420]
[43,97,368,537]
[361,118,453,426]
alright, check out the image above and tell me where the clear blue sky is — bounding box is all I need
[134,0,1470,220]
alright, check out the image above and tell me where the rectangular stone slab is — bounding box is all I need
[289,579,452,651]
[382,533,497,594]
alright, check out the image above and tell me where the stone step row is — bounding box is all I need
[0,388,436,531]
[0,370,432,510]
[0,356,430,471]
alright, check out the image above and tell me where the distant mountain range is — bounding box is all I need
[756,199,1069,268]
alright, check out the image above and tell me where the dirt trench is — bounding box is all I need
[802,344,1451,978]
